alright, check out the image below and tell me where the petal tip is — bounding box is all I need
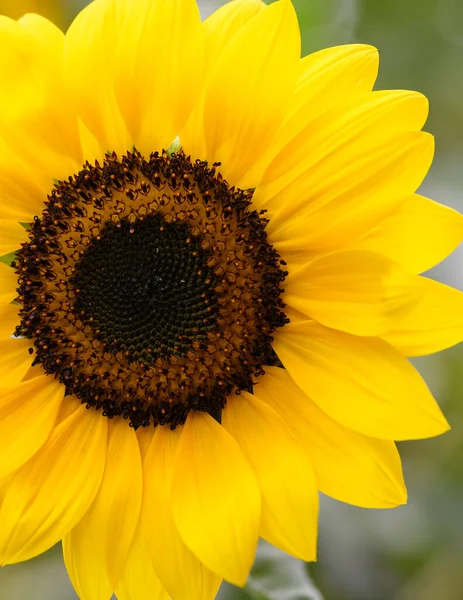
[357,44,379,60]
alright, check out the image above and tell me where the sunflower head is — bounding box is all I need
[15,149,288,428]
[0,1,462,600]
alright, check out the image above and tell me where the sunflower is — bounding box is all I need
[0,0,462,598]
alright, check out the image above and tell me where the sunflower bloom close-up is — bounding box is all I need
[1,0,463,599]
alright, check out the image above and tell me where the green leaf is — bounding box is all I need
[167,136,182,156]
[218,541,324,600]
[0,251,17,267]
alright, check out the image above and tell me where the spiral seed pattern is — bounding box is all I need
[15,150,288,428]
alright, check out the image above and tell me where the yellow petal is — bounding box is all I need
[0,147,46,221]
[273,321,449,441]
[0,338,33,387]
[259,89,429,204]
[172,412,261,587]
[0,374,63,479]
[0,15,82,181]
[115,526,169,600]
[266,131,434,264]
[284,250,423,336]
[257,367,407,508]
[65,0,132,158]
[348,194,463,274]
[112,0,204,157]
[223,392,318,560]
[0,220,26,255]
[202,0,300,189]
[247,45,378,184]
[0,404,108,565]
[135,426,155,462]
[0,472,12,502]
[0,17,38,120]
[0,15,59,115]
[180,0,265,160]
[142,425,221,600]
[63,418,143,600]
[0,303,19,339]
[204,0,265,61]
[55,393,82,425]
[383,277,463,356]
[17,13,64,47]
[66,0,204,159]
[288,44,379,126]
[0,262,17,304]
[258,87,432,254]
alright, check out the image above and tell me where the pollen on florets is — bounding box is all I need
[15,150,288,428]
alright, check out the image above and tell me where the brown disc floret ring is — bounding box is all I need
[14,150,289,428]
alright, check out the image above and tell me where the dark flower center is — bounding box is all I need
[73,214,218,361]
[15,150,288,428]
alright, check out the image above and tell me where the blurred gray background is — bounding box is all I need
[1,1,462,599]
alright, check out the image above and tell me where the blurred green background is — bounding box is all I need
[1,0,462,599]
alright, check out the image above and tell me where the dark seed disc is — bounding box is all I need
[15,150,288,428]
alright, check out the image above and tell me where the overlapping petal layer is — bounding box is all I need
[0,303,19,339]
[384,278,463,356]
[172,413,261,587]
[0,375,63,479]
[0,262,17,304]
[201,0,300,188]
[0,338,34,387]
[273,321,450,441]
[348,194,463,274]
[283,250,423,335]
[142,425,221,600]
[257,90,429,204]
[255,367,407,508]
[0,405,107,565]
[115,526,169,600]
[180,0,266,161]
[0,219,27,256]
[63,419,143,600]
[0,14,82,211]
[66,0,204,159]
[223,392,318,560]
[203,0,266,64]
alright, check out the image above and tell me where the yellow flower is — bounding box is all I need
[0,0,462,599]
